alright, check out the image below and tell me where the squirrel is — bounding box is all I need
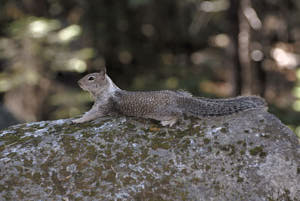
[72,69,267,126]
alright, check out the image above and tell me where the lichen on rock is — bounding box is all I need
[0,110,299,201]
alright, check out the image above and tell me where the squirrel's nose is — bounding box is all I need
[77,80,83,87]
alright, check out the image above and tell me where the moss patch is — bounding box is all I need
[249,146,267,158]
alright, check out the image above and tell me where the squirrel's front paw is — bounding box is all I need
[72,118,84,124]
[64,119,74,125]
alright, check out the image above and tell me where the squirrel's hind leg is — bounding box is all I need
[157,108,181,127]
[160,117,177,127]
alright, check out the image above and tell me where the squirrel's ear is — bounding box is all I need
[99,67,106,76]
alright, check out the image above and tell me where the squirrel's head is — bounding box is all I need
[77,69,108,97]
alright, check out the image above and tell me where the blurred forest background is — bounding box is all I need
[0,0,300,138]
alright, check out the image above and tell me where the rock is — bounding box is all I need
[0,110,299,201]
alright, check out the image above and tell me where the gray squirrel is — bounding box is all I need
[72,69,267,126]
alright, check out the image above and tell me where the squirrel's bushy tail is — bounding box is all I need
[177,96,267,117]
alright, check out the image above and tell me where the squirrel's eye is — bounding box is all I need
[88,76,95,81]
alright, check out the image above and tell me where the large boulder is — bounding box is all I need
[0,109,299,201]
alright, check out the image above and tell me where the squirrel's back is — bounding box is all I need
[111,90,179,117]
[112,90,266,117]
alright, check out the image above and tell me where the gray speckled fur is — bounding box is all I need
[73,70,267,126]
[111,90,183,121]
[111,90,266,118]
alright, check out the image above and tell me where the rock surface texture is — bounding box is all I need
[0,109,299,201]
